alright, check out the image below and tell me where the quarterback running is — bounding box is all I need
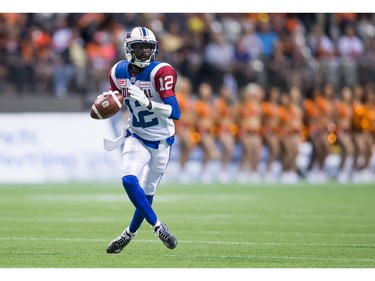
[100,26,181,253]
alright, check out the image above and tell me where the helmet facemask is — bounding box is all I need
[126,41,158,68]
[124,27,158,68]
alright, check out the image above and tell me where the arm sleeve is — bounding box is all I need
[109,66,121,92]
[109,69,120,91]
[149,96,180,120]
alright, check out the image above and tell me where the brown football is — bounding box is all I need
[90,91,124,119]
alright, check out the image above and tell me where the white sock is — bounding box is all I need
[152,220,161,230]
[125,227,136,237]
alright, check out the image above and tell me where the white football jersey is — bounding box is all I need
[109,60,177,141]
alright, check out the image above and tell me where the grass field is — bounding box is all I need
[0,181,374,272]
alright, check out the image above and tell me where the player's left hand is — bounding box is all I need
[128,85,151,109]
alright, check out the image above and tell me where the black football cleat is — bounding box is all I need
[154,223,177,249]
[106,228,134,254]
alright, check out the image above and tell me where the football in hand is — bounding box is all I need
[90,91,124,119]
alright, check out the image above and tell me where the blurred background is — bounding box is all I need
[0,13,374,184]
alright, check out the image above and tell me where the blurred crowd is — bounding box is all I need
[1,13,375,97]
[1,13,375,183]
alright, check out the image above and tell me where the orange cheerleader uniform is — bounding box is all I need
[194,99,216,136]
[237,100,263,137]
[352,100,366,132]
[175,92,193,129]
[262,101,280,136]
[335,100,353,133]
[303,98,321,137]
[214,97,238,137]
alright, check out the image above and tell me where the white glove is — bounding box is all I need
[128,85,151,109]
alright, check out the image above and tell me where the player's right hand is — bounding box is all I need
[128,85,152,109]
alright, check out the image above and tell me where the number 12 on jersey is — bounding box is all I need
[125,99,159,128]
[158,75,174,91]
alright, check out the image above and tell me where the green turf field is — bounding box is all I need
[0,182,374,268]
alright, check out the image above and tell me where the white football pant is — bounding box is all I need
[122,135,171,196]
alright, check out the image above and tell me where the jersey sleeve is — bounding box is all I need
[153,65,177,99]
[108,67,121,92]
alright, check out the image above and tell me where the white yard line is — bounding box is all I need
[0,239,374,263]
[0,236,374,249]
[1,237,374,264]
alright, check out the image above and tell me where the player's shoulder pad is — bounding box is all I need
[111,60,129,79]
[150,62,177,79]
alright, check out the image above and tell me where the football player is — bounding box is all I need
[100,27,180,253]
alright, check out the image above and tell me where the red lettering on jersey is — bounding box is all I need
[154,65,177,99]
